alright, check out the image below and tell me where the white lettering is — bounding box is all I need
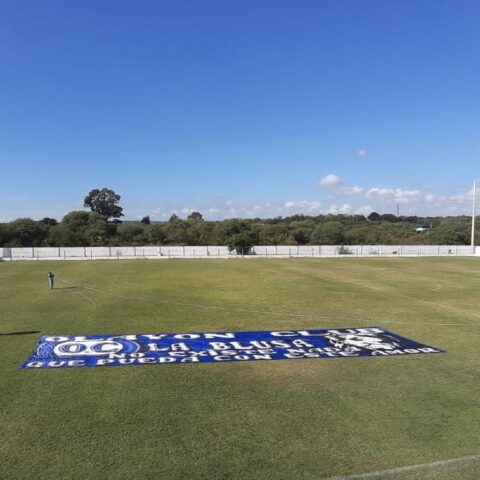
[26,361,44,368]
[44,336,69,342]
[297,330,325,337]
[96,358,115,365]
[48,361,66,368]
[138,357,157,364]
[68,360,85,367]
[158,357,176,363]
[204,333,235,339]
[173,334,200,339]
[271,331,296,337]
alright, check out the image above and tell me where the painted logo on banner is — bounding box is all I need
[21,327,443,369]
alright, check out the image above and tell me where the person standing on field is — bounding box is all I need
[48,272,55,289]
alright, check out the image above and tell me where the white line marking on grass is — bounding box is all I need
[56,278,97,307]
[55,277,480,327]
[32,291,53,303]
[320,454,480,480]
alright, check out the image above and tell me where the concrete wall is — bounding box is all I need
[0,245,476,261]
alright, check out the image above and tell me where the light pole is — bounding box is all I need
[472,180,477,248]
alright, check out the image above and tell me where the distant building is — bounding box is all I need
[414,224,432,232]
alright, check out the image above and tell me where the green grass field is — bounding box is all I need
[1,258,479,479]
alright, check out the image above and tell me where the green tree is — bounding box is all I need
[217,219,259,253]
[185,220,214,245]
[141,216,151,224]
[187,211,203,221]
[48,224,85,247]
[6,218,48,247]
[430,219,470,245]
[40,217,58,226]
[49,211,114,246]
[310,222,345,244]
[84,188,124,220]
[0,223,10,246]
[259,223,292,245]
[164,217,188,244]
[146,223,167,244]
[117,223,147,244]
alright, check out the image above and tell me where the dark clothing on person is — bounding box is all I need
[48,272,55,289]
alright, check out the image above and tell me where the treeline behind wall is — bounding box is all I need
[0,211,478,249]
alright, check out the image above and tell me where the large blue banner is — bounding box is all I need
[21,327,442,369]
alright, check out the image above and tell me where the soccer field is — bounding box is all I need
[1,258,479,479]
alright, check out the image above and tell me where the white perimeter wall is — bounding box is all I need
[0,245,477,261]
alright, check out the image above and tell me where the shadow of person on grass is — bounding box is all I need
[0,331,41,336]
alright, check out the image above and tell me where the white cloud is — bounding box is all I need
[225,200,234,206]
[252,202,272,211]
[358,149,367,157]
[181,207,195,214]
[355,205,373,216]
[365,188,421,204]
[282,201,322,213]
[327,203,352,214]
[319,174,343,188]
[208,208,220,215]
[339,186,364,196]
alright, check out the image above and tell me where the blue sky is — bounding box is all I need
[1,0,479,221]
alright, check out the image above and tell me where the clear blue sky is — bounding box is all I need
[1,0,479,221]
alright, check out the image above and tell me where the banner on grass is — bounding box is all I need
[21,327,443,369]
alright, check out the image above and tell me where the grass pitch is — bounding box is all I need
[1,258,479,479]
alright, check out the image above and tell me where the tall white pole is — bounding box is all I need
[472,180,477,247]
